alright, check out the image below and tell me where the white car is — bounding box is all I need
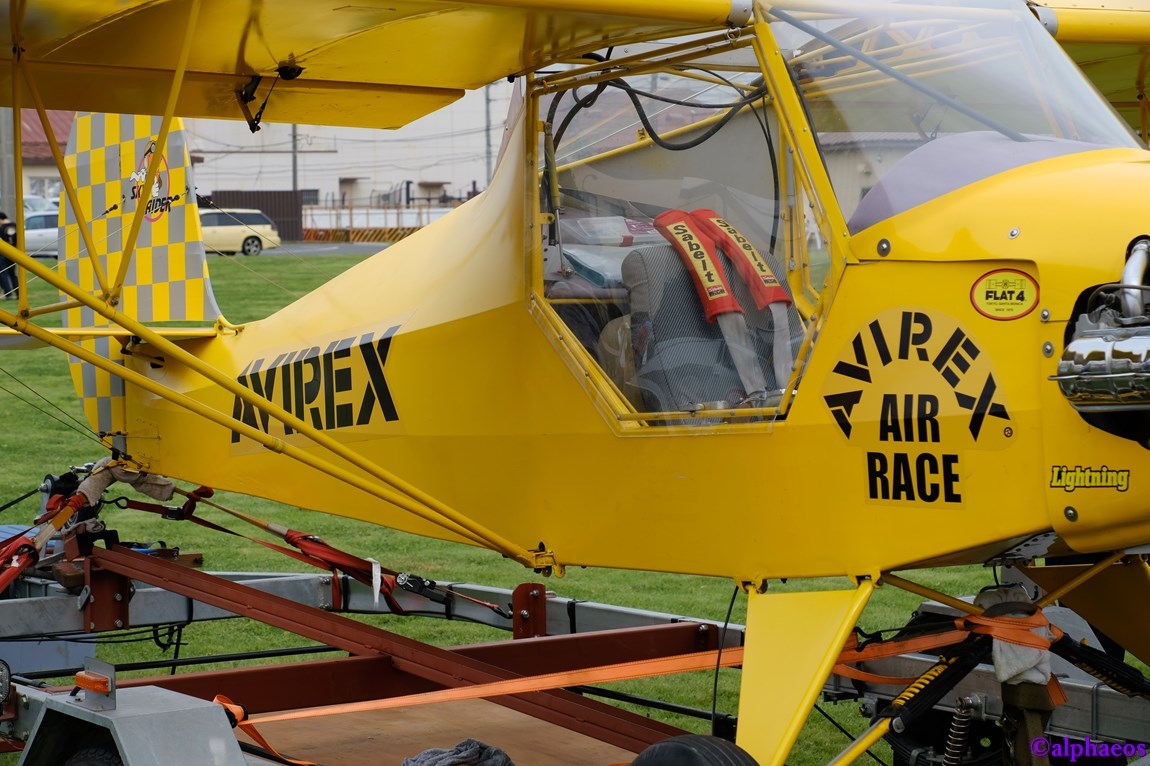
[199,209,281,256]
[23,195,59,213]
[22,211,62,257]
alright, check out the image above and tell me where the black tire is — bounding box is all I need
[64,746,123,766]
[241,236,263,256]
[633,735,760,765]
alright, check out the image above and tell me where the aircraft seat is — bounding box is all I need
[606,244,795,415]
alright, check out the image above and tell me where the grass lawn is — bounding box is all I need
[0,247,996,765]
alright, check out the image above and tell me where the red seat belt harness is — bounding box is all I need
[653,209,742,322]
[689,209,790,309]
[690,208,795,392]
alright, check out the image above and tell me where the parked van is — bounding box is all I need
[199,209,281,256]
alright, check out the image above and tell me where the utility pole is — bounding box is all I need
[291,124,299,192]
[0,108,16,216]
[484,86,493,186]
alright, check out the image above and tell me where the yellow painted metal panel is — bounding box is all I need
[736,584,873,766]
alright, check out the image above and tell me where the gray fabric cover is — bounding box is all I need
[400,739,514,766]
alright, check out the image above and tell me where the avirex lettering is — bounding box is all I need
[231,326,399,443]
[822,309,1010,506]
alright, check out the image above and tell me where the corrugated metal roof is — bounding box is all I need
[20,108,75,162]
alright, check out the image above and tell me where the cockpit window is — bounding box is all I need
[764,0,1138,231]
[535,40,819,427]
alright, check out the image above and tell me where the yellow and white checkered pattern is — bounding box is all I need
[61,113,221,440]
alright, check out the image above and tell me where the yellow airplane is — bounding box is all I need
[3,0,1150,764]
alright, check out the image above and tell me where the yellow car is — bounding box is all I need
[199,208,281,256]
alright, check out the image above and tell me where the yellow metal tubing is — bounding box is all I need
[19,67,110,296]
[881,572,983,616]
[774,300,823,413]
[753,21,849,245]
[214,316,246,333]
[25,299,85,318]
[9,0,28,312]
[172,487,291,539]
[1035,550,1126,608]
[460,0,747,26]
[0,306,498,551]
[555,93,769,174]
[0,239,540,568]
[112,0,201,301]
[751,21,847,318]
[0,326,216,341]
[537,28,739,87]
[828,719,891,766]
[674,68,762,91]
[762,1,1012,22]
[537,31,748,95]
[530,292,635,425]
[800,49,1009,102]
[616,407,782,422]
[1044,7,1150,45]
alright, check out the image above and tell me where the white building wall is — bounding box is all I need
[185,83,515,205]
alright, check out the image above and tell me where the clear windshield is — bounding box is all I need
[764,0,1139,232]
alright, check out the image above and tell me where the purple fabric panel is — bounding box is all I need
[847,132,1104,234]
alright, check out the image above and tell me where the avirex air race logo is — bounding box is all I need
[822,309,1010,506]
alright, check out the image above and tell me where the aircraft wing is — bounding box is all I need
[1033,0,1150,138]
[0,0,749,130]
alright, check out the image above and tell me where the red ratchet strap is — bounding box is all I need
[34,493,85,526]
[0,529,39,592]
[282,529,406,613]
[689,209,791,308]
[119,497,406,614]
[654,209,742,322]
[214,695,316,766]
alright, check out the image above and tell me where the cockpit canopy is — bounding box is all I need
[767,0,1138,231]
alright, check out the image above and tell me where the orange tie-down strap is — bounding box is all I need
[244,645,746,726]
[214,694,318,766]
[834,612,1066,686]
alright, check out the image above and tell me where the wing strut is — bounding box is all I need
[0,294,542,570]
[0,241,548,572]
[17,62,110,299]
[112,0,202,304]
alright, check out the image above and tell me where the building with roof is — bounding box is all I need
[5,108,74,202]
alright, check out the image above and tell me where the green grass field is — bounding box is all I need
[0,249,996,765]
